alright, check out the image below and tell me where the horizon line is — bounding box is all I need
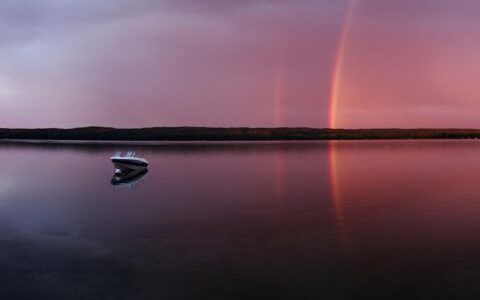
[4,127,480,131]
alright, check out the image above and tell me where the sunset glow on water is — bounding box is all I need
[1,141,480,298]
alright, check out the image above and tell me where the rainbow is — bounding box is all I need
[273,22,289,127]
[273,63,286,127]
[328,1,359,255]
[329,0,358,129]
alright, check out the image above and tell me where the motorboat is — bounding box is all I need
[111,151,149,173]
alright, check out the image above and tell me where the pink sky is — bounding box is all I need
[1,0,480,128]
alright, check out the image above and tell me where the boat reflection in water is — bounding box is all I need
[111,168,149,189]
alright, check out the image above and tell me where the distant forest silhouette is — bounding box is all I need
[2,127,480,141]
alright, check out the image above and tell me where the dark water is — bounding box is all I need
[1,140,480,299]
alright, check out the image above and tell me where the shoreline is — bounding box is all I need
[2,127,480,142]
[2,139,480,150]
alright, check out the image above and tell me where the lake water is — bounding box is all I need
[1,140,480,299]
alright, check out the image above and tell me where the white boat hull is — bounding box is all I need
[111,157,149,173]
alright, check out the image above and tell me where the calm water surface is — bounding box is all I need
[1,140,480,299]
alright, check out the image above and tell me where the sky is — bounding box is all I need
[1,0,480,128]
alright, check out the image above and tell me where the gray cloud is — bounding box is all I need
[1,0,343,127]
